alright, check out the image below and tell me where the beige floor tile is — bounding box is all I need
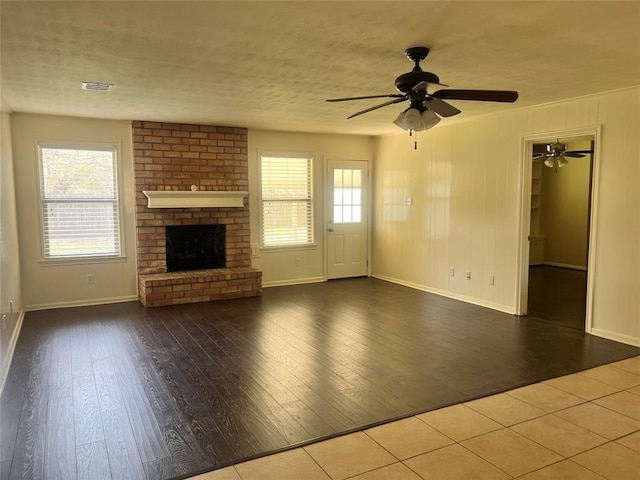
[578,365,640,389]
[511,414,608,457]
[610,356,640,376]
[572,442,640,480]
[417,404,502,441]
[404,444,511,480]
[543,373,619,400]
[628,385,640,396]
[555,402,640,440]
[616,431,640,453]
[365,416,454,460]
[461,429,562,477]
[304,432,396,480]
[234,448,330,480]
[348,462,423,480]
[465,393,546,426]
[506,382,584,413]
[187,466,241,480]
[594,391,640,421]
[517,459,606,479]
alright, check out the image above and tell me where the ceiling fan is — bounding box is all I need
[533,140,591,169]
[326,47,519,132]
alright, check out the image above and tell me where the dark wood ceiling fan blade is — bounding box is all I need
[432,89,519,103]
[326,94,405,102]
[412,81,449,92]
[424,97,461,117]
[347,98,406,119]
[564,152,586,158]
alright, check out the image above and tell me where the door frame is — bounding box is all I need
[323,157,373,280]
[515,125,602,334]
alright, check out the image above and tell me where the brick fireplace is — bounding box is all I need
[132,121,261,307]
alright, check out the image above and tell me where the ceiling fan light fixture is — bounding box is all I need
[421,109,440,130]
[557,156,569,168]
[393,111,408,130]
[393,108,441,132]
[544,157,554,168]
[404,108,423,130]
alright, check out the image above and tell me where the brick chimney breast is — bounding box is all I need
[132,121,261,307]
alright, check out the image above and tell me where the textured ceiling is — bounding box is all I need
[1,1,639,135]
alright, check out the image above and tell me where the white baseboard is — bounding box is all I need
[590,328,640,347]
[262,276,325,288]
[372,273,516,314]
[0,309,25,397]
[26,295,139,312]
[543,262,587,271]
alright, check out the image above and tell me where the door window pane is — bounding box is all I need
[332,168,363,224]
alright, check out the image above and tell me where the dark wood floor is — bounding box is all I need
[2,278,638,480]
[528,265,588,330]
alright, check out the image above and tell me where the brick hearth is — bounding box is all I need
[132,121,261,307]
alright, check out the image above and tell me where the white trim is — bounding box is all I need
[143,190,248,208]
[542,262,587,272]
[262,276,325,288]
[373,274,516,314]
[590,328,640,348]
[0,309,25,397]
[25,295,138,312]
[516,126,601,336]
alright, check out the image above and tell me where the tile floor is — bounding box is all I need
[188,356,640,480]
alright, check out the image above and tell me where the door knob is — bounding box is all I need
[328,228,334,232]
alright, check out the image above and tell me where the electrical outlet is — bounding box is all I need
[465,271,471,280]
[449,267,455,277]
[294,258,301,266]
[489,274,495,285]
[87,274,94,284]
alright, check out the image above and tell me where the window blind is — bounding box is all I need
[39,145,121,259]
[260,155,313,247]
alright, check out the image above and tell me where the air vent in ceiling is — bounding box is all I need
[81,82,114,91]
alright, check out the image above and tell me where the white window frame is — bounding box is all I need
[259,152,315,249]
[37,141,126,264]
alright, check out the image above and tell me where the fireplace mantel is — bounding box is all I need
[142,190,248,208]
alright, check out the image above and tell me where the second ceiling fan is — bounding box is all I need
[533,140,591,170]
[327,47,519,131]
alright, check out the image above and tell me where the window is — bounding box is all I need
[38,143,122,260]
[333,168,362,223]
[260,154,313,247]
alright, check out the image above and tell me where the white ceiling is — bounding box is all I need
[1,1,639,136]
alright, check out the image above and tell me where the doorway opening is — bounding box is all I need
[517,127,601,332]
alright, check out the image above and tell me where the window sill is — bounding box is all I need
[38,255,128,267]
[260,244,318,253]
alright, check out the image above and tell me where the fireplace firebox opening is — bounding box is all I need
[165,224,226,272]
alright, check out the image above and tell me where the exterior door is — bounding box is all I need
[326,160,368,279]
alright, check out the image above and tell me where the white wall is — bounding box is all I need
[11,114,138,309]
[374,87,640,346]
[0,102,24,392]
[248,129,374,286]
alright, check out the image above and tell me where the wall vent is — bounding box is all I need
[81,82,114,91]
